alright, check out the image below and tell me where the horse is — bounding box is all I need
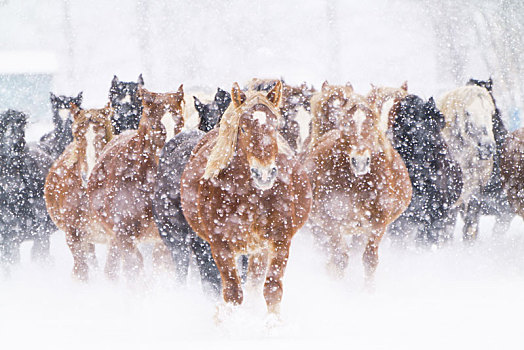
[467,78,514,236]
[303,87,412,281]
[388,95,463,245]
[44,103,114,281]
[181,81,311,314]
[0,110,55,269]
[500,128,524,223]
[438,85,496,241]
[86,85,184,280]
[153,87,231,296]
[366,82,408,136]
[39,92,83,160]
[109,74,144,135]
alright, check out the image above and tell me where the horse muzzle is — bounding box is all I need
[250,164,278,191]
[350,154,371,176]
[477,142,495,160]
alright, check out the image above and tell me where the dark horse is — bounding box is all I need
[389,95,463,245]
[39,92,83,159]
[153,88,231,296]
[109,74,144,135]
[467,78,514,235]
[0,110,55,270]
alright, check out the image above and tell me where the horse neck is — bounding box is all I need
[137,117,164,164]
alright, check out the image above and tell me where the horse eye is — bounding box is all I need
[240,127,245,133]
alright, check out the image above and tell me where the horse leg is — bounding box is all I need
[264,239,292,314]
[312,224,349,278]
[463,199,481,242]
[64,228,88,281]
[191,234,221,298]
[31,232,51,264]
[87,243,98,268]
[161,224,191,284]
[362,226,386,286]
[0,233,21,266]
[104,238,121,281]
[247,249,269,294]
[210,242,243,305]
[152,241,174,274]
[118,234,144,281]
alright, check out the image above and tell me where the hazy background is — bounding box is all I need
[1,0,522,128]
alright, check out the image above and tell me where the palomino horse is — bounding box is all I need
[0,110,55,268]
[153,88,231,296]
[389,95,463,245]
[367,82,408,136]
[181,81,311,313]
[39,92,83,160]
[467,78,514,236]
[87,86,184,279]
[44,103,114,280]
[500,128,524,222]
[438,85,496,241]
[109,74,144,134]
[304,87,412,280]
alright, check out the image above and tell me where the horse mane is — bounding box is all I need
[203,90,281,180]
[438,85,495,129]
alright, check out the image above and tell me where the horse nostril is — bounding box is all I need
[271,166,278,177]
[251,167,261,178]
[351,158,357,167]
[366,158,370,166]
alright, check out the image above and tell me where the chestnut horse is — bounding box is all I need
[367,82,408,135]
[304,87,412,281]
[181,81,311,314]
[44,103,114,280]
[87,86,184,279]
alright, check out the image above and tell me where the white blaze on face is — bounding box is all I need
[161,111,176,141]
[353,109,367,134]
[379,98,395,133]
[58,108,71,121]
[121,94,131,103]
[85,124,97,182]
[253,111,267,125]
[296,106,311,146]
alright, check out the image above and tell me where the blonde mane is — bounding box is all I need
[203,91,281,179]
[438,85,495,129]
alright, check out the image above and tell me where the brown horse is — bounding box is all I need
[304,87,412,281]
[501,128,524,221]
[366,82,408,134]
[181,81,311,314]
[86,86,185,280]
[44,103,114,281]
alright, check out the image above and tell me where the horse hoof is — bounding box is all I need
[214,302,237,325]
[265,310,283,331]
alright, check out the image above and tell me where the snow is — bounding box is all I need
[1,216,524,349]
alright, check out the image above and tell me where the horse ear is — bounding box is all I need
[266,80,282,107]
[194,96,204,114]
[486,77,493,92]
[231,82,246,108]
[428,96,436,108]
[176,84,184,99]
[137,74,144,87]
[112,75,119,86]
[401,81,408,91]
[368,84,377,105]
[322,81,329,91]
[50,92,57,104]
[70,102,81,119]
[76,91,83,105]
[345,82,353,91]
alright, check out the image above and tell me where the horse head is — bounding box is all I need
[109,74,144,133]
[194,87,231,132]
[70,103,114,184]
[0,110,27,157]
[138,85,185,147]
[50,91,83,128]
[367,82,408,134]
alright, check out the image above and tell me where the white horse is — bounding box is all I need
[438,85,496,241]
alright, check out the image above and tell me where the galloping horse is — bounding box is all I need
[438,85,496,241]
[87,86,184,279]
[44,103,114,280]
[39,92,83,160]
[304,87,411,280]
[0,110,55,268]
[109,75,144,134]
[467,78,514,236]
[153,88,231,296]
[181,82,311,313]
[389,95,462,245]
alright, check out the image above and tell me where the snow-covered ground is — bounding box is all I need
[2,216,524,350]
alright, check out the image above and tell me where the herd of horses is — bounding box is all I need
[1,74,524,316]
